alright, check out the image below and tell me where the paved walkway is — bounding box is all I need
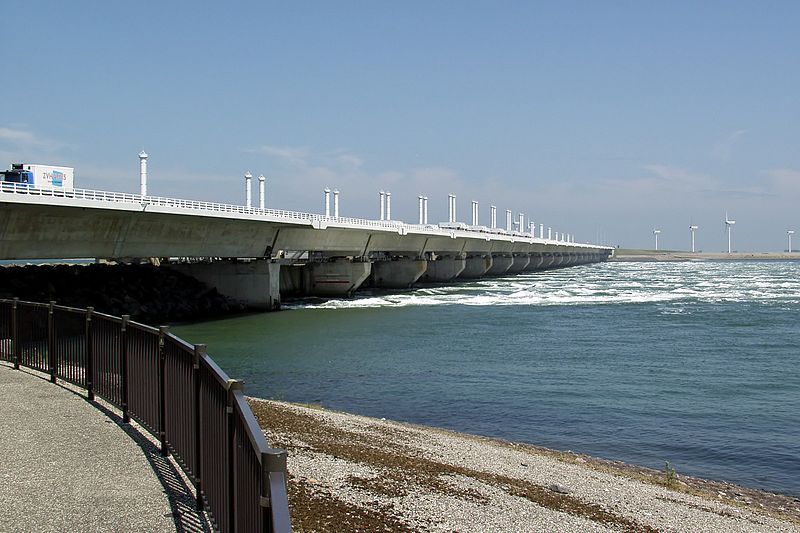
[0,363,211,532]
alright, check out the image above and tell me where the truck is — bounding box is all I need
[0,163,74,191]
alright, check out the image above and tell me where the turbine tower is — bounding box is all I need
[788,230,795,253]
[724,212,736,254]
[689,224,698,253]
[653,229,661,251]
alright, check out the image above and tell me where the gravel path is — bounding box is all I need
[250,399,800,532]
[0,363,211,532]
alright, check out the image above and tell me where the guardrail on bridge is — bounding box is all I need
[0,298,291,533]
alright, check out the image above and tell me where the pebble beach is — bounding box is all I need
[250,399,800,532]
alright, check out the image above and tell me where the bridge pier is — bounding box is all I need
[304,259,372,296]
[526,253,544,271]
[486,254,513,276]
[459,255,492,278]
[506,253,530,273]
[419,255,466,282]
[539,253,556,270]
[369,258,427,289]
[168,259,281,310]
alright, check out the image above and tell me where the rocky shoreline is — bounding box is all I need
[250,399,800,532]
[0,263,247,324]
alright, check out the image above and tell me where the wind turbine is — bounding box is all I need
[724,212,736,253]
[689,224,698,253]
[653,228,661,251]
[788,230,795,253]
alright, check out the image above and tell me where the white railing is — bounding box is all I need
[0,182,404,230]
[0,182,609,250]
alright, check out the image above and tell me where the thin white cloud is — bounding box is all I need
[244,145,310,164]
[0,127,37,144]
[767,168,800,193]
[711,129,748,161]
[0,125,71,152]
[335,153,363,168]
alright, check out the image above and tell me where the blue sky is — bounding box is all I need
[2,1,799,251]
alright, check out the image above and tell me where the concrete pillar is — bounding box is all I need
[529,221,535,237]
[506,210,512,232]
[379,191,385,220]
[526,253,545,271]
[459,255,492,278]
[333,189,340,217]
[506,253,530,273]
[423,197,429,224]
[324,188,331,217]
[490,205,497,229]
[548,227,552,240]
[540,253,556,270]
[258,174,266,210]
[540,223,544,238]
[486,254,514,276]
[419,256,466,282]
[418,196,424,224]
[370,258,427,288]
[168,260,281,310]
[386,191,392,221]
[304,259,372,297]
[138,150,148,197]
[245,171,253,208]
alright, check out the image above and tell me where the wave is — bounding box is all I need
[287,262,800,310]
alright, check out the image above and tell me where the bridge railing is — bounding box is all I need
[0,181,610,249]
[0,298,291,533]
[0,181,404,230]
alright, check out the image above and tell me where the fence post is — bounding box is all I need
[86,307,94,401]
[193,344,206,512]
[12,298,19,370]
[158,326,169,457]
[121,315,130,423]
[261,448,289,532]
[48,301,56,383]
[226,379,243,533]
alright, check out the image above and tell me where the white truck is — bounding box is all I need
[0,163,75,191]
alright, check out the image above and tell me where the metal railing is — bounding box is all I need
[0,181,609,249]
[0,298,291,533]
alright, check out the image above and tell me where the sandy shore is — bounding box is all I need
[610,250,800,262]
[250,399,800,532]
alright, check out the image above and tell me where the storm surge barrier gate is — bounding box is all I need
[0,298,291,533]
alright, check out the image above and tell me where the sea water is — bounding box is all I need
[171,261,800,496]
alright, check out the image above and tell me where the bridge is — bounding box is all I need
[0,182,612,309]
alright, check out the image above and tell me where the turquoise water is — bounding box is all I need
[172,261,800,496]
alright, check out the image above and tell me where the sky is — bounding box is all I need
[2,1,799,251]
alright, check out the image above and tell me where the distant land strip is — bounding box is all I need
[610,249,800,262]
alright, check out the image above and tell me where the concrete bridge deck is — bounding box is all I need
[0,363,211,532]
[0,184,613,309]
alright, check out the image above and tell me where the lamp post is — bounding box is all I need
[653,229,661,250]
[788,230,795,253]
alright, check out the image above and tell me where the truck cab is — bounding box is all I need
[0,166,34,186]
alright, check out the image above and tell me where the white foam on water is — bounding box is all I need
[289,261,800,310]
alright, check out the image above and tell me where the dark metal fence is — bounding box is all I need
[0,298,291,533]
